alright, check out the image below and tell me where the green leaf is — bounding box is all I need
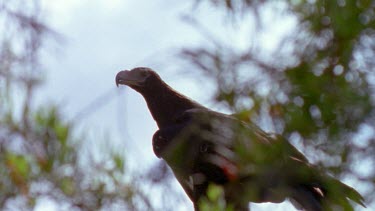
[61,177,75,195]
[207,184,223,202]
[6,152,30,180]
[113,154,125,172]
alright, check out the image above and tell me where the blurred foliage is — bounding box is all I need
[198,184,234,211]
[185,0,375,209]
[0,1,164,210]
[2,0,375,210]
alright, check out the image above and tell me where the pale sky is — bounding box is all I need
[33,1,341,211]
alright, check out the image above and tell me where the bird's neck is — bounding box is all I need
[140,80,203,128]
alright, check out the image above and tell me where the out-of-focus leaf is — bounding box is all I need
[207,184,223,201]
[6,153,29,179]
[60,177,75,195]
[5,152,30,189]
[113,154,125,172]
[55,123,69,144]
[199,184,234,211]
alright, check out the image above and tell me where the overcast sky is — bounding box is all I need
[35,1,302,210]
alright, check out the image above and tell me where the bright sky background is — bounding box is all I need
[33,1,335,210]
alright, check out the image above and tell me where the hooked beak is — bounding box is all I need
[115,70,138,87]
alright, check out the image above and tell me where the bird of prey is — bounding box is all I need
[116,67,365,211]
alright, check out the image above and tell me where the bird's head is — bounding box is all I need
[116,66,203,128]
[116,67,160,90]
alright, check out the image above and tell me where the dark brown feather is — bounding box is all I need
[116,67,366,211]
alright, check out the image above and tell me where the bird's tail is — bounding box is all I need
[290,176,366,211]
